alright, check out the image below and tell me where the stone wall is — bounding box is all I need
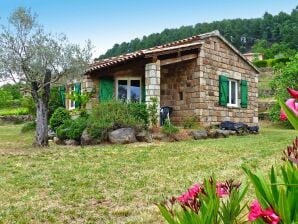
[195,36,258,126]
[160,60,198,124]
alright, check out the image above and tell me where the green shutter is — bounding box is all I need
[100,78,114,102]
[75,83,81,108]
[141,79,146,102]
[219,75,228,106]
[240,80,248,108]
[59,85,66,107]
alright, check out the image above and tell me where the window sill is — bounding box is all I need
[227,104,240,108]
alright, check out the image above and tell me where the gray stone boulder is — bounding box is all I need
[108,128,136,144]
[53,137,64,145]
[136,130,153,143]
[152,132,167,141]
[216,130,230,138]
[190,130,208,140]
[65,139,79,146]
[81,129,99,145]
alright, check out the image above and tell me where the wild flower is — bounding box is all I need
[248,200,281,224]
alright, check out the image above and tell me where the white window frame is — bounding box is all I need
[68,84,76,110]
[116,77,142,102]
[227,79,239,107]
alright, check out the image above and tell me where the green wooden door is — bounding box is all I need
[99,78,114,102]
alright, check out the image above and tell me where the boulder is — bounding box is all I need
[190,130,208,140]
[152,132,167,141]
[81,129,99,145]
[65,139,79,146]
[136,130,152,143]
[108,128,136,144]
[53,137,64,145]
[48,129,56,140]
[216,130,230,138]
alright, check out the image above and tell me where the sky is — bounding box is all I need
[0,0,297,58]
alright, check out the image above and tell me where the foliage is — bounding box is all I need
[56,117,87,141]
[253,57,290,68]
[0,107,29,116]
[87,100,147,140]
[162,119,179,135]
[182,116,198,129]
[158,177,248,224]
[98,7,298,59]
[49,87,64,117]
[0,89,13,108]
[21,121,36,133]
[66,90,93,110]
[21,97,36,116]
[148,97,159,127]
[243,162,298,223]
[49,107,71,131]
[0,83,22,100]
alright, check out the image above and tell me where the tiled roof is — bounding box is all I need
[87,30,259,73]
[87,34,204,72]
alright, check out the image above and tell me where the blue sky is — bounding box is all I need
[0,0,297,58]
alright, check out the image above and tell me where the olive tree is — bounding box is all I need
[0,7,92,146]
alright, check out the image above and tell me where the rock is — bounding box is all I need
[207,130,220,138]
[190,130,208,140]
[152,132,167,141]
[81,129,99,145]
[216,130,230,138]
[136,130,152,143]
[53,137,64,145]
[48,129,56,140]
[108,128,136,144]
[65,139,79,146]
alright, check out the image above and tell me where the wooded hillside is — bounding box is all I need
[97,6,298,59]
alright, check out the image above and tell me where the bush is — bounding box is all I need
[49,87,64,118]
[148,97,159,127]
[56,117,87,141]
[87,100,147,140]
[49,107,71,131]
[21,97,36,116]
[182,116,198,129]
[0,107,29,116]
[21,121,36,133]
[162,119,179,135]
[253,60,268,68]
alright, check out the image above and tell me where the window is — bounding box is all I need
[68,84,76,110]
[116,78,141,102]
[227,79,238,107]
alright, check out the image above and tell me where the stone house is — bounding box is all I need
[64,30,259,126]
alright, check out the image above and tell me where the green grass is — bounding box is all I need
[0,124,296,223]
[0,107,29,116]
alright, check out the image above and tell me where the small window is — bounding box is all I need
[69,84,76,110]
[116,78,141,102]
[179,92,183,100]
[227,79,238,107]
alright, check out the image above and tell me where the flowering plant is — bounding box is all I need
[158,177,248,224]
[279,88,298,130]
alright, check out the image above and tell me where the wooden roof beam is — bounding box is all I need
[160,53,198,66]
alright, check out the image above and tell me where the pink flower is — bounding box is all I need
[287,88,298,99]
[280,98,298,121]
[248,200,263,221]
[177,183,200,203]
[248,200,281,224]
[216,183,229,198]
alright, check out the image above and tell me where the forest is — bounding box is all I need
[97,6,298,60]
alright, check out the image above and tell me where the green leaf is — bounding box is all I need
[157,204,178,224]
[279,98,298,130]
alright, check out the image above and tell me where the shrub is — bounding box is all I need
[56,117,87,141]
[49,107,71,131]
[182,116,198,129]
[49,87,64,118]
[162,119,179,135]
[21,97,36,116]
[87,100,146,140]
[21,121,36,133]
[148,97,159,127]
[0,107,29,116]
[0,89,13,108]
[253,60,268,68]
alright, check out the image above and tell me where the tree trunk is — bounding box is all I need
[34,98,49,147]
[33,70,51,147]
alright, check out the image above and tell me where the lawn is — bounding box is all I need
[0,124,296,223]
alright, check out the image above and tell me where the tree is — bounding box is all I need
[0,7,92,147]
